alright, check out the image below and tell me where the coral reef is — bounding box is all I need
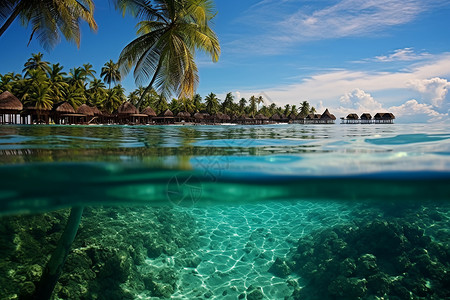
[270,204,450,300]
[0,206,199,299]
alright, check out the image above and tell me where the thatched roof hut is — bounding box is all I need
[118,101,138,115]
[320,109,336,120]
[177,111,191,118]
[193,112,204,120]
[0,91,23,111]
[271,113,281,120]
[346,113,359,120]
[255,113,268,120]
[360,113,372,120]
[53,101,75,114]
[288,113,297,120]
[77,104,94,116]
[90,106,101,116]
[160,109,173,117]
[374,112,395,120]
[141,107,156,117]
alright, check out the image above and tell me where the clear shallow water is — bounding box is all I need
[0,124,449,300]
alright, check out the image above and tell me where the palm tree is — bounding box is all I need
[101,60,121,89]
[0,0,97,49]
[23,53,51,76]
[192,94,202,112]
[68,67,87,90]
[82,63,97,81]
[65,85,85,109]
[128,90,140,106]
[284,104,290,116]
[112,84,126,103]
[257,95,264,112]
[102,87,123,113]
[47,63,68,103]
[21,69,49,101]
[86,79,106,107]
[205,92,219,115]
[239,98,247,114]
[249,95,257,117]
[0,72,21,94]
[117,0,220,108]
[299,100,310,118]
[310,106,316,114]
[154,95,168,114]
[179,97,195,113]
[268,103,277,116]
[222,92,234,114]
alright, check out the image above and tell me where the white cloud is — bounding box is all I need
[339,88,384,111]
[408,77,450,108]
[374,48,430,62]
[230,0,448,54]
[388,99,448,123]
[279,0,424,40]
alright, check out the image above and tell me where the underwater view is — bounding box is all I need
[0,123,449,300]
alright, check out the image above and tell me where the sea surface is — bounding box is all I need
[0,123,449,300]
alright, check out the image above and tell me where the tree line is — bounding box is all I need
[0,53,318,118]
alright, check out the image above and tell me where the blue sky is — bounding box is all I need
[1,0,450,122]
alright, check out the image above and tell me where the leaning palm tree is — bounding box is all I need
[117,0,220,109]
[0,0,97,49]
[101,59,121,89]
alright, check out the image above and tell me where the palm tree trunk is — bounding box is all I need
[0,1,24,38]
[137,61,162,109]
[32,206,84,300]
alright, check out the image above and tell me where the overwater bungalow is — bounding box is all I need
[141,107,156,124]
[98,110,115,124]
[255,113,269,125]
[117,102,140,124]
[76,104,95,124]
[22,106,52,124]
[271,113,281,122]
[0,91,23,124]
[374,113,395,124]
[340,113,359,124]
[305,113,321,124]
[154,109,175,124]
[52,101,76,124]
[193,112,204,124]
[288,113,297,123]
[176,111,191,123]
[360,113,372,124]
[320,109,336,124]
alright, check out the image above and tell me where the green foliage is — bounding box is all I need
[205,92,219,115]
[0,0,97,50]
[117,0,221,107]
[101,60,121,89]
[299,100,310,118]
[221,92,234,114]
[249,95,257,117]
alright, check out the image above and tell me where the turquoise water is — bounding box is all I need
[0,123,449,299]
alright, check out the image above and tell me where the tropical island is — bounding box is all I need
[0,53,328,125]
[1,53,396,125]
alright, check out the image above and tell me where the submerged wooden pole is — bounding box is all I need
[32,206,84,300]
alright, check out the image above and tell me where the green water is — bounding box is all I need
[0,124,449,299]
